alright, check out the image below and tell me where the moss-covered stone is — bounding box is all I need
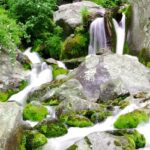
[91,111,112,123]
[35,120,68,138]
[23,103,48,121]
[18,80,28,91]
[114,110,148,129]
[52,64,68,80]
[60,33,88,60]
[0,89,15,102]
[43,98,61,106]
[125,130,146,149]
[60,114,93,127]
[67,144,78,150]
[21,131,47,149]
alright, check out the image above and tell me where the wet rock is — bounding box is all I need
[54,1,105,35]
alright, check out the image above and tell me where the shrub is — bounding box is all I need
[80,7,90,26]
[0,7,22,61]
[114,110,148,129]
[61,34,88,59]
[23,103,48,121]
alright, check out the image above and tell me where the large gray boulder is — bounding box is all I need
[0,52,28,90]
[128,0,150,55]
[72,54,150,101]
[54,1,105,35]
[67,131,129,150]
[0,102,23,150]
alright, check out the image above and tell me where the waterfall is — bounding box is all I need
[113,13,126,55]
[8,48,53,106]
[88,17,107,55]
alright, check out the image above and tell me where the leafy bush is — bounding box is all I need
[6,0,63,59]
[80,7,90,26]
[61,33,88,59]
[0,7,22,61]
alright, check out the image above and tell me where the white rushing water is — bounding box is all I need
[88,17,107,55]
[8,48,53,106]
[113,14,126,55]
[43,102,150,150]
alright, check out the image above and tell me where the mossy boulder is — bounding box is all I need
[91,111,112,123]
[52,64,68,80]
[35,120,68,138]
[23,103,48,121]
[111,129,146,149]
[60,114,93,127]
[60,34,88,60]
[114,110,148,129]
[0,89,16,102]
[21,131,47,149]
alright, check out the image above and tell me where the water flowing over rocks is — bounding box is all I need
[54,1,105,35]
[0,102,23,150]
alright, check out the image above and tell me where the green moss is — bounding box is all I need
[22,63,31,70]
[125,130,146,149]
[43,98,60,106]
[52,64,68,79]
[60,33,88,60]
[23,103,48,121]
[0,89,15,102]
[114,140,121,146]
[35,120,68,138]
[91,111,112,123]
[114,110,148,129]
[67,144,78,150]
[60,114,93,127]
[18,80,28,91]
[139,48,150,67]
[22,131,47,149]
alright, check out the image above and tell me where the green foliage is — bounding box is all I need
[60,114,93,127]
[6,0,63,59]
[23,103,48,121]
[0,7,22,61]
[61,33,88,59]
[114,110,148,129]
[80,7,90,26]
[18,80,28,91]
[89,0,123,8]
[35,120,68,138]
[52,64,68,79]
[21,131,47,149]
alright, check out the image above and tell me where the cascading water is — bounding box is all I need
[43,101,150,150]
[113,13,126,55]
[88,13,126,55]
[88,17,107,55]
[8,48,53,106]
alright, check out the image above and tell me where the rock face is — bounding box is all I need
[54,1,105,35]
[128,0,150,54]
[0,52,28,89]
[0,102,22,150]
[72,54,150,101]
[68,132,128,150]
